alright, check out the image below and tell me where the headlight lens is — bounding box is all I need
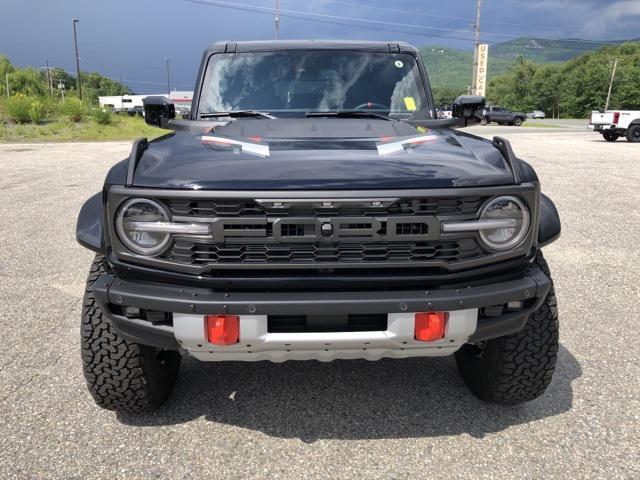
[116,198,171,255]
[479,196,530,250]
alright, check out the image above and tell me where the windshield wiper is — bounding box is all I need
[306,110,394,121]
[200,110,275,119]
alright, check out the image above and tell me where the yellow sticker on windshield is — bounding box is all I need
[404,97,417,111]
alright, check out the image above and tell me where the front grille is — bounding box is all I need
[167,239,481,265]
[144,195,495,271]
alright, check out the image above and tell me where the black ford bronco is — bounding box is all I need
[76,41,561,412]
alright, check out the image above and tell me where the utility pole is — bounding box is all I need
[44,60,54,97]
[58,81,66,101]
[165,58,171,100]
[471,0,482,95]
[605,58,618,111]
[5,73,9,98]
[274,0,280,40]
[72,18,82,100]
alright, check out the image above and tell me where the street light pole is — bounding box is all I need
[165,58,171,100]
[72,18,82,100]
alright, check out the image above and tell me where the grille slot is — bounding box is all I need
[165,196,486,217]
[168,239,480,265]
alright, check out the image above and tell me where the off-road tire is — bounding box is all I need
[602,130,619,142]
[626,125,640,143]
[81,254,181,412]
[513,117,523,126]
[455,251,559,404]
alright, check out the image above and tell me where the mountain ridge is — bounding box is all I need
[421,36,640,90]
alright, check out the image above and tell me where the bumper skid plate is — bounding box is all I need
[173,310,477,362]
[93,266,551,361]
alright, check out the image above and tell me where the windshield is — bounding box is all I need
[198,51,429,119]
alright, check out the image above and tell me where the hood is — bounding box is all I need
[132,118,514,190]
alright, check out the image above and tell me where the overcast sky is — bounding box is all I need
[1,0,638,93]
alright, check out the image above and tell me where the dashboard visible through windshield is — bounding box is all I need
[198,51,429,119]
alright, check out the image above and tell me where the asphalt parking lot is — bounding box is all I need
[1,127,639,479]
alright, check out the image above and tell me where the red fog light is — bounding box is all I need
[206,315,240,345]
[414,312,448,342]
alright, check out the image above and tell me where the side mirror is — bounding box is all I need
[452,95,485,125]
[143,96,176,127]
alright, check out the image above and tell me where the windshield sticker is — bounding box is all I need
[404,97,417,111]
[394,60,404,68]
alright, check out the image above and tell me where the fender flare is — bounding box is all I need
[76,192,105,253]
[538,193,561,247]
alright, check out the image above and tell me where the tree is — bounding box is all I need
[486,42,640,118]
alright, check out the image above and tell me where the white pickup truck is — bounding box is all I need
[589,110,640,142]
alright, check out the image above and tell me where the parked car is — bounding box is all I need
[589,110,640,142]
[76,40,561,412]
[527,110,545,119]
[482,106,527,126]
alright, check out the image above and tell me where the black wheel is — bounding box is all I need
[513,117,523,126]
[81,254,181,412]
[603,131,620,142]
[626,125,640,143]
[481,117,489,125]
[455,251,559,404]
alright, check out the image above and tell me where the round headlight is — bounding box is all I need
[116,198,171,255]
[479,196,530,251]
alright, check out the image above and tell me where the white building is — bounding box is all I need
[99,91,193,114]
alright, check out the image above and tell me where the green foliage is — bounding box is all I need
[487,42,640,118]
[0,115,169,142]
[28,99,44,124]
[8,68,48,97]
[0,55,131,103]
[62,98,88,122]
[419,37,626,91]
[80,72,131,103]
[6,94,34,123]
[432,86,467,107]
[91,108,114,125]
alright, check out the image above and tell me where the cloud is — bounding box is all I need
[577,0,640,38]
[524,0,640,39]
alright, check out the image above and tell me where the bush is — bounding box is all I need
[92,108,114,125]
[29,99,44,124]
[6,94,32,123]
[62,97,88,122]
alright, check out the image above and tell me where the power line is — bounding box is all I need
[185,0,629,47]
[185,0,477,38]
[306,0,560,31]
[184,0,632,51]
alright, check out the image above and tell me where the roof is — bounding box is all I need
[205,40,419,54]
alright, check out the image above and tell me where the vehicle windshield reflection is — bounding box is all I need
[199,51,427,119]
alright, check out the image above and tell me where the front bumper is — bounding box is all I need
[589,123,614,131]
[93,266,550,362]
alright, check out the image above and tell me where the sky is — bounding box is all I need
[1,0,639,94]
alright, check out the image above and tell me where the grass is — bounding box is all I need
[0,115,170,143]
